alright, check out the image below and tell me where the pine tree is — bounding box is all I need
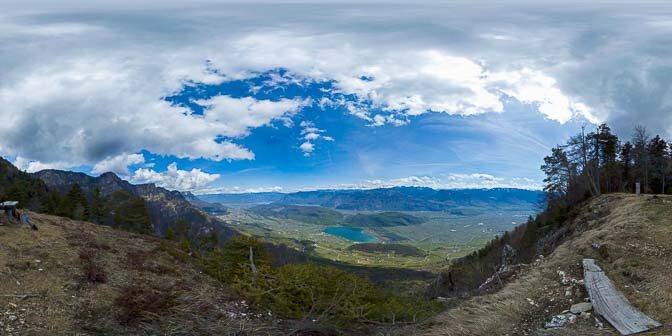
[89,186,104,223]
[620,142,634,192]
[595,124,619,193]
[541,147,573,199]
[648,135,669,194]
[67,183,89,220]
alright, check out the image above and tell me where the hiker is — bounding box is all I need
[19,211,38,231]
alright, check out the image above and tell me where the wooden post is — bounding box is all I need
[636,182,641,197]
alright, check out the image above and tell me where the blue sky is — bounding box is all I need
[140,70,587,192]
[1,1,670,193]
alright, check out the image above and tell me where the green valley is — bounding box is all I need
[213,202,536,269]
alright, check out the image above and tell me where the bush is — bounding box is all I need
[203,235,271,284]
[202,236,440,326]
[107,191,153,234]
[79,248,107,283]
[114,285,178,324]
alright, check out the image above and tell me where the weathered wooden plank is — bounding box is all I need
[0,201,18,208]
[583,259,662,335]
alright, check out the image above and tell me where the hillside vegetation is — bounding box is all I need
[421,123,672,335]
[0,211,443,335]
[249,204,344,226]
[347,243,426,257]
[0,157,236,252]
[34,169,237,244]
[0,212,280,335]
[420,194,672,335]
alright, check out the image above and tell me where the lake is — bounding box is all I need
[324,227,377,242]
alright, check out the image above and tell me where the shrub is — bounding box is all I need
[124,249,177,275]
[79,248,107,283]
[114,285,178,324]
[107,191,152,234]
[203,235,271,284]
[202,236,440,326]
[157,241,190,263]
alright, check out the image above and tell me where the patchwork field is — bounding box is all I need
[217,206,535,269]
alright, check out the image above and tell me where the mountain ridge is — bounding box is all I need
[200,187,545,212]
[32,169,237,243]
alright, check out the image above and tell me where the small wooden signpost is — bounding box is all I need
[635,182,641,197]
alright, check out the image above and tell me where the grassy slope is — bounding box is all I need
[418,194,672,336]
[0,212,284,335]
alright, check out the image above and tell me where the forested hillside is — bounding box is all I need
[0,157,52,210]
[0,158,235,250]
[430,123,672,298]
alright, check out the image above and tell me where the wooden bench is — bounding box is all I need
[583,259,662,335]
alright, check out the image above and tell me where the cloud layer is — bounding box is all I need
[1,2,671,190]
[132,162,220,191]
[312,173,541,192]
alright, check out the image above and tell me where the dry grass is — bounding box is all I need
[2,194,670,335]
[423,194,672,336]
[0,212,285,335]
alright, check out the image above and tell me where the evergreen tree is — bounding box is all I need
[620,142,634,192]
[519,216,539,260]
[165,228,177,241]
[595,124,619,193]
[59,183,89,220]
[89,186,104,223]
[648,135,669,194]
[198,231,220,252]
[541,147,573,200]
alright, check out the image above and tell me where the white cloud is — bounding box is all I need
[13,157,73,173]
[92,153,145,176]
[298,121,333,156]
[0,22,103,37]
[194,95,307,137]
[1,2,670,173]
[299,142,314,156]
[490,68,592,123]
[0,11,592,175]
[195,185,284,195]
[302,173,542,191]
[131,162,221,191]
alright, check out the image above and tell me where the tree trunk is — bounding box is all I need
[249,246,258,274]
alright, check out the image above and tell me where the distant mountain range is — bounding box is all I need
[199,192,285,205]
[199,187,545,212]
[248,203,426,228]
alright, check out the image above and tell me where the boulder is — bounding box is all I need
[501,244,517,266]
[570,302,593,314]
[545,314,569,329]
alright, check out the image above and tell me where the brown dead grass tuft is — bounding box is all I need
[79,248,107,283]
[113,283,180,324]
[0,212,287,335]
